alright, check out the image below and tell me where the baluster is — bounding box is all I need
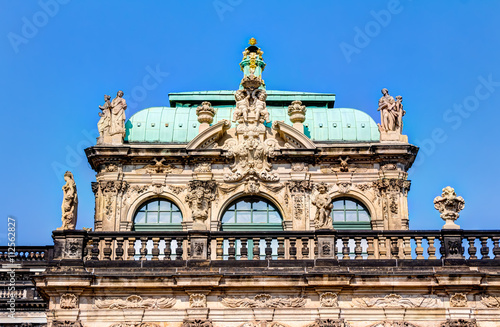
[467,237,477,259]
[301,237,310,259]
[253,237,260,260]
[390,237,399,259]
[415,237,424,260]
[277,237,285,260]
[215,238,223,260]
[228,237,236,260]
[314,238,318,257]
[84,240,93,261]
[402,236,412,259]
[113,238,123,260]
[127,237,136,260]
[90,236,100,260]
[151,237,160,261]
[140,237,148,260]
[480,237,490,260]
[379,236,387,259]
[103,237,112,260]
[342,237,350,260]
[427,236,437,260]
[240,238,248,260]
[366,237,375,259]
[265,237,272,260]
[354,237,363,260]
[175,237,184,260]
[492,236,500,259]
[164,237,172,260]
[289,237,297,260]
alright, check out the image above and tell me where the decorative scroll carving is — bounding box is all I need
[306,319,350,327]
[58,171,78,230]
[288,181,313,194]
[440,319,477,327]
[218,183,240,194]
[168,184,187,195]
[141,158,175,174]
[185,180,217,229]
[94,295,176,309]
[312,183,333,229]
[356,183,372,192]
[373,179,411,196]
[194,161,212,173]
[291,162,308,172]
[320,292,338,307]
[434,186,465,229]
[351,294,439,308]
[60,293,78,309]
[450,293,467,307]
[189,293,207,308]
[339,156,349,172]
[480,294,500,307]
[182,320,213,327]
[336,182,351,194]
[221,293,306,308]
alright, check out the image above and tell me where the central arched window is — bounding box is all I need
[133,198,183,231]
[221,197,283,231]
[331,197,371,230]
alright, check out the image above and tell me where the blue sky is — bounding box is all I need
[1,1,499,245]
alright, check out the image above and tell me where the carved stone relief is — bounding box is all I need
[189,293,206,308]
[449,293,468,307]
[109,324,160,327]
[60,293,78,309]
[440,319,477,327]
[185,180,217,230]
[291,162,308,172]
[306,319,350,327]
[319,292,338,307]
[239,322,290,327]
[94,295,176,309]
[182,320,213,327]
[311,183,333,229]
[480,294,500,308]
[351,294,439,308]
[368,322,420,327]
[336,182,351,194]
[221,293,306,308]
[52,321,82,327]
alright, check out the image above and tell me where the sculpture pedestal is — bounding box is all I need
[380,131,408,142]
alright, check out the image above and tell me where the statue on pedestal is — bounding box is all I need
[377,88,407,142]
[110,90,127,138]
[57,171,78,230]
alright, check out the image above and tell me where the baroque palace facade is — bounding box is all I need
[1,39,498,327]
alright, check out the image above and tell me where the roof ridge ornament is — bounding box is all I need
[240,38,266,88]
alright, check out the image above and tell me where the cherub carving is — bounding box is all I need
[253,89,270,123]
[233,89,250,122]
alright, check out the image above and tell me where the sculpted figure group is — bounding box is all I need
[377,88,405,134]
[233,88,270,124]
[97,90,127,144]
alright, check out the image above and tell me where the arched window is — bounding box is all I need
[133,198,183,231]
[331,197,371,230]
[221,197,283,231]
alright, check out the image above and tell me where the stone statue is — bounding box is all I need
[395,95,405,134]
[312,183,333,229]
[110,90,127,138]
[233,89,249,122]
[58,171,78,230]
[97,95,111,144]
[377,88,396,132]
[253,89,270,123]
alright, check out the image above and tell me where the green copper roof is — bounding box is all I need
[169,90,336,108]
[125,106,380,144]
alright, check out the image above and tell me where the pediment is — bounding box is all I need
[186,120,231,150]
[272,121,317,150]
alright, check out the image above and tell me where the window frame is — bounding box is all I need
[133,198,183,231]
[221,197,283,231]
[331,197,371,230]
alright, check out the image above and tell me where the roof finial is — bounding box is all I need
[249,37,257,46]
[240,38,266,89]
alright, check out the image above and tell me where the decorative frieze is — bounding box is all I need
[306,319,350,327]
[109,324,160,327]
[94,295,176,309]
[52,321,82,327]
[351,294,439,308]
[189,293,206,308]
[449,293,467,307]
[440,319,477,327]
[221,293,306,308]
[182,319,213,327]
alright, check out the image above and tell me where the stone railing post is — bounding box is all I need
[189,230,209,260]
[52,229,88,261]
[316,230,336,259]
